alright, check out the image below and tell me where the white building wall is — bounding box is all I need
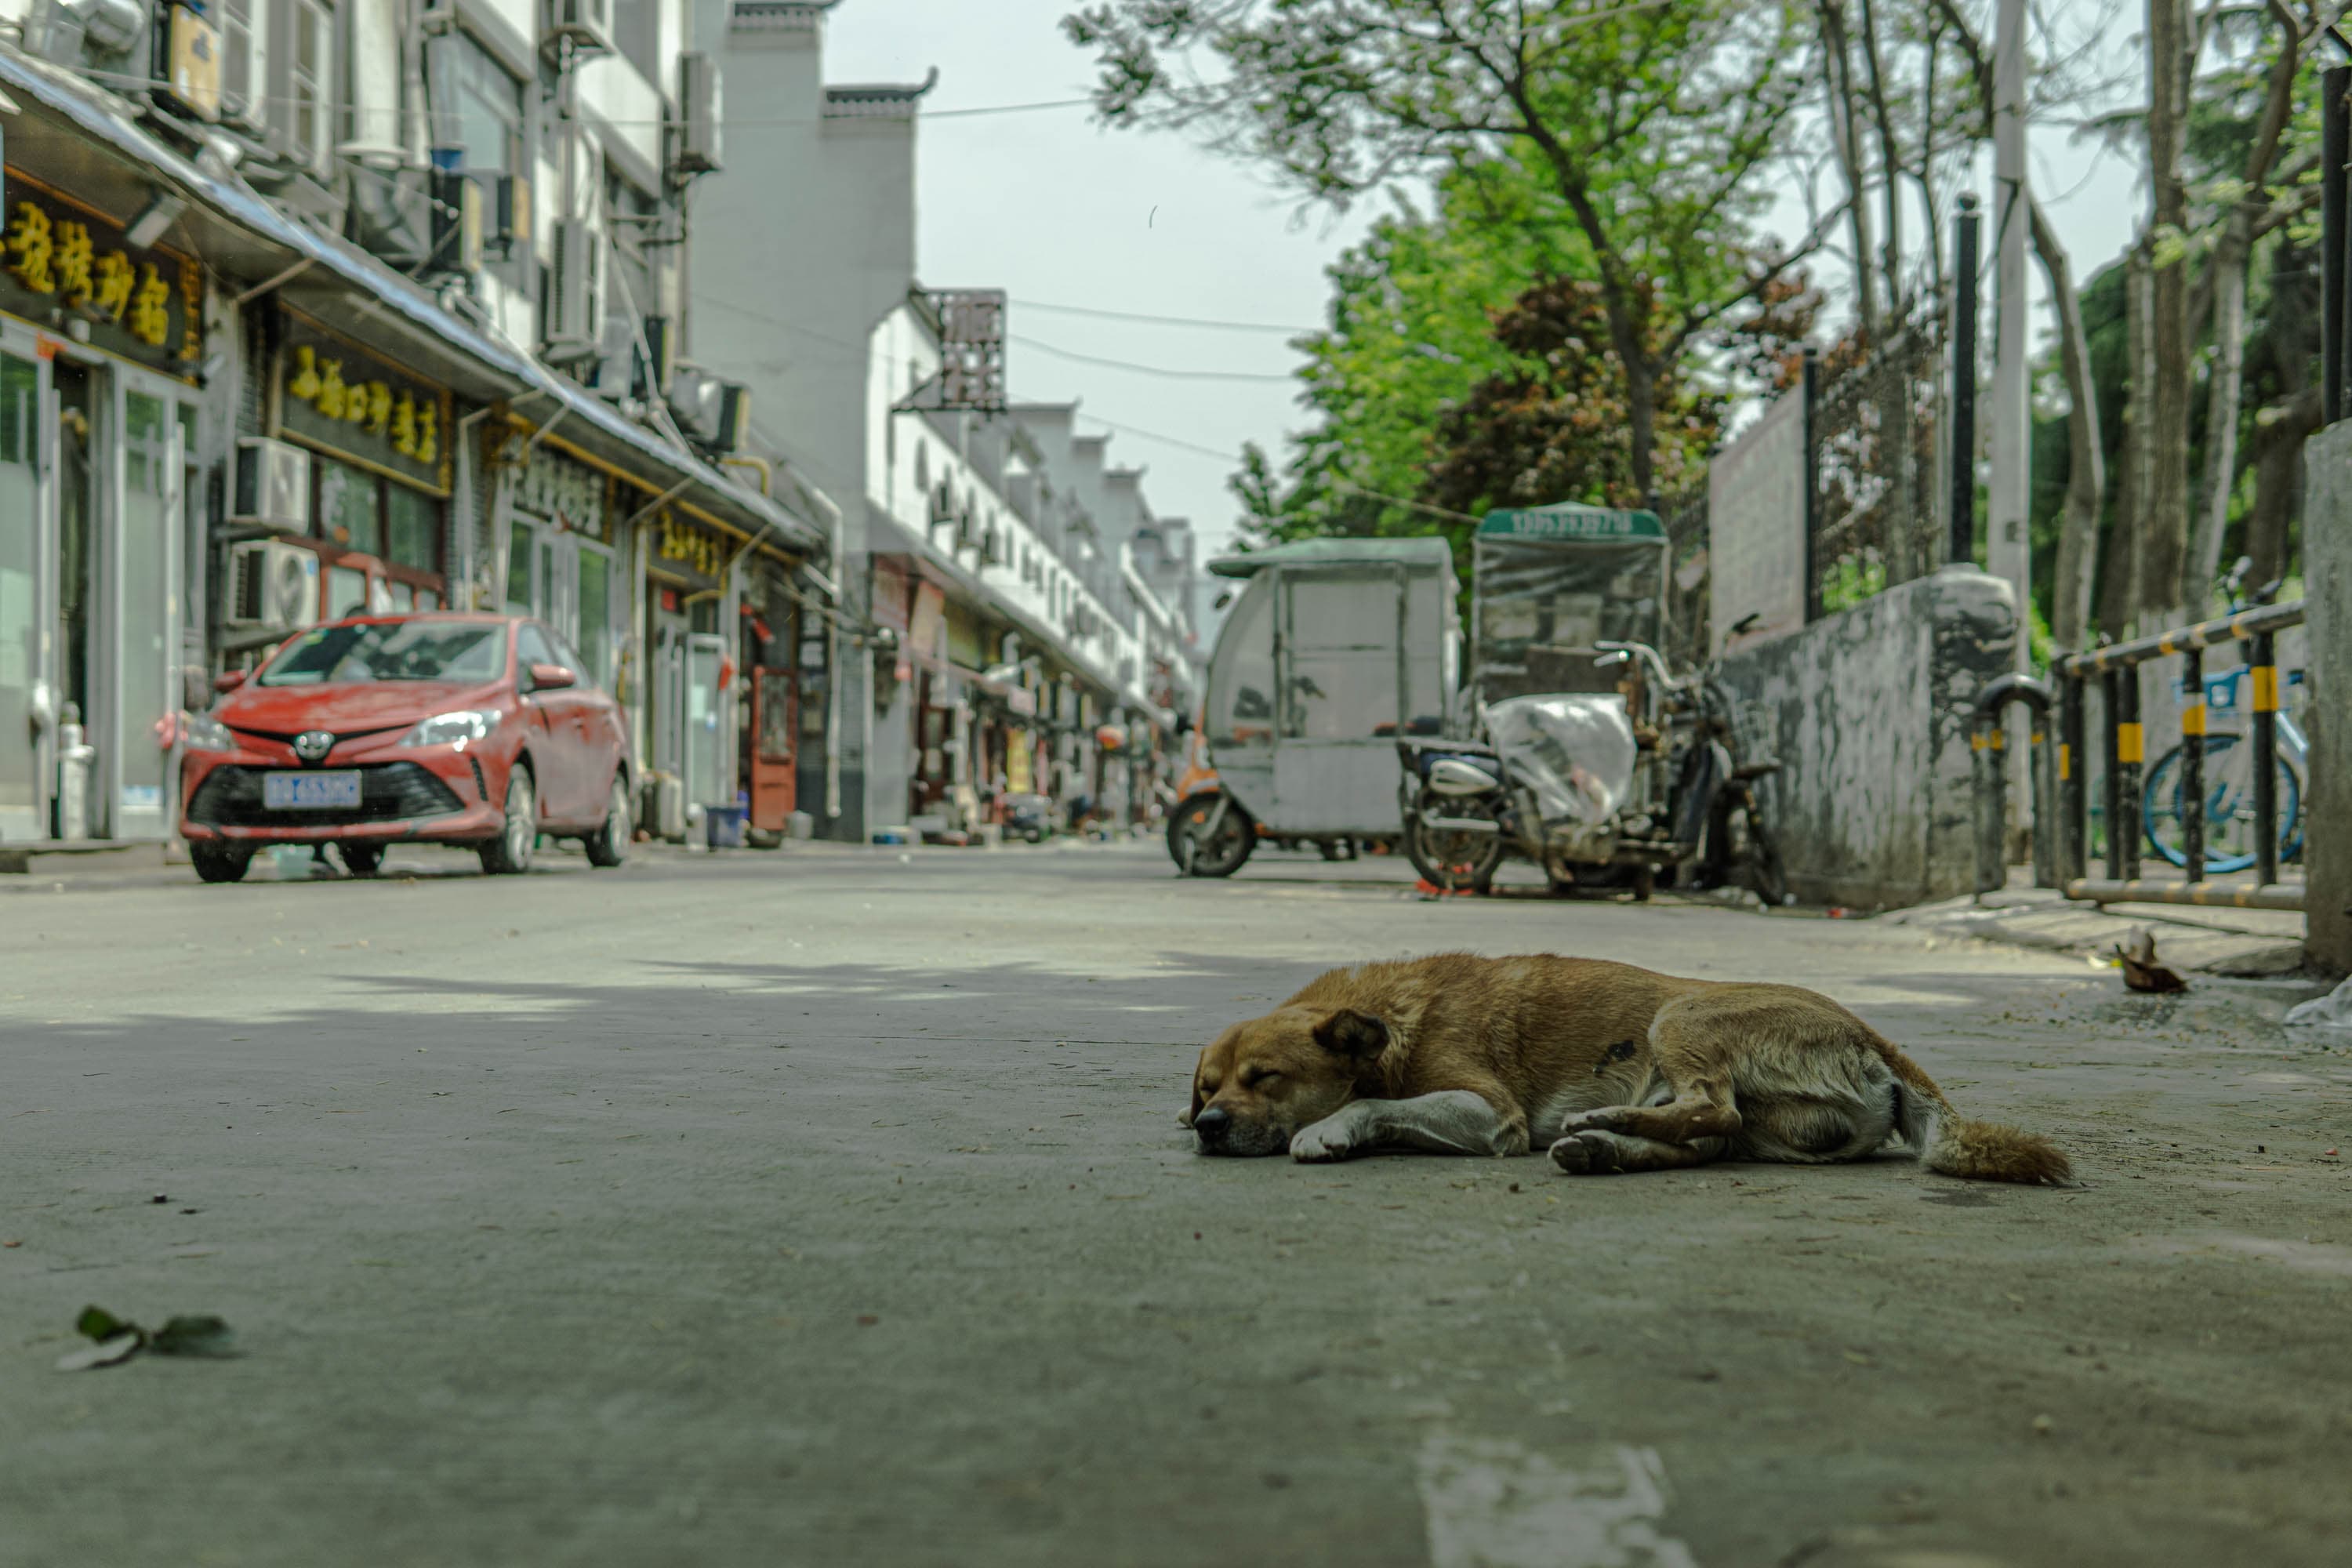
[868,305,1143,701]
[691,5,916,512]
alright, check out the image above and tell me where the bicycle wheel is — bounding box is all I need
[2142,733,2303,874]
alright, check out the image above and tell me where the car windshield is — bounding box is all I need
[259,621,508,687]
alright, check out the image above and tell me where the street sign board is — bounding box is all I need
[1476,505,1665,541]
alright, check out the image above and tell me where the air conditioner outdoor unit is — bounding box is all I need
[491,172,531,257]
[230,436,311,530]
[430,169,484,275]
[543,216,602,361]
[220,0,269,133]
[227,539,321,633]
[709,383,751,454]
[542,0,612,55]
[676,53,723,175]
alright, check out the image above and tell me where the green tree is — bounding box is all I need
[1065,0,1814,506]
[1225,156,1595,555]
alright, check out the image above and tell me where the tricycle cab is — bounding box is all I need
[1201,538,1459,837]
[1471,505,1671,702]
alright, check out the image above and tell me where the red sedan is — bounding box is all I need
[180,614,633,883]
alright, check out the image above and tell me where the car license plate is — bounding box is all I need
[263,770,361,810]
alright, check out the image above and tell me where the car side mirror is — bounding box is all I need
[212,670,249,694]
[527,662,577,692]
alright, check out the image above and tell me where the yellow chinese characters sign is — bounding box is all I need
[273,310,453,496]
[655,512,728,581]
[0,171,205,376]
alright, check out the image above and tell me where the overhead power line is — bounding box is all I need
[1010,299,1317,335]
[1011,335,1299,382]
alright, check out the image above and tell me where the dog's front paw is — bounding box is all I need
[1290,1120,1356,1163]
[1560,1105,1631,1136]
[1549,1131,1627,1175]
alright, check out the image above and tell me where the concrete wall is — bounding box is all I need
[2302,423,2352,975]
[1715,566,2017,909]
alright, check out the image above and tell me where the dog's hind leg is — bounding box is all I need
[1550,1130,1728,1175]
[1560,1000,1743,1146]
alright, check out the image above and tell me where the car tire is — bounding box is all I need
[584,775,630,869]
[340,844,385,878]
[479,767,537,876]
[190,842,252,884]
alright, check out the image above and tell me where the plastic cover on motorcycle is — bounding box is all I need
[1484,694,1639,827]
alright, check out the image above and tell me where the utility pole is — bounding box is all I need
[1991,0,2033,846]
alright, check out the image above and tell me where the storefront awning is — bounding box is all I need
[0,48,828,564]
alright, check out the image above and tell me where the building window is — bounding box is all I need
[314,453,444,600]
[456,32,524,176]
[289,0,332,167]
[219,0,255,121]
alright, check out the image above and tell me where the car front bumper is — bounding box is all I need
[180,745,506,845]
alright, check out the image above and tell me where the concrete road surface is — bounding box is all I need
[4,842,2349,1567]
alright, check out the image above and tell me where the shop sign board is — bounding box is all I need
[654,511,728,579]
[510,442,609,536]
[274,309,453,495]
[0,169,206,378]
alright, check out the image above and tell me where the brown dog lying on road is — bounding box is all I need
[1185,953,2070,1184]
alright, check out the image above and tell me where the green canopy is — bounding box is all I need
[1207,536,1458,579]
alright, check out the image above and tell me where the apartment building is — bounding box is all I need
[0,0,833,850]
[693,0,1200,841]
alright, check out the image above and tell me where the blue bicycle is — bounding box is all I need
[2141,662,2306,874]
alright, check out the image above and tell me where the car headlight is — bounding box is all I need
[183,712,234,752]
[400,709,503,748]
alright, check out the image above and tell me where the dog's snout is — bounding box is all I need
[1192,1105,1232,1145]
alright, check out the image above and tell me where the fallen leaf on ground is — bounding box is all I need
[56,1304,237,1371]
[2115,927,2187,993]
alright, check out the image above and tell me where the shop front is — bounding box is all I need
[265,308,455,622]
[741,560,802,837]
[1,169,211,844]
[642,506,735,833]
[498,437,623,695]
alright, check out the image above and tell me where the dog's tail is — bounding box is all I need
[1890,1062,2071,1186]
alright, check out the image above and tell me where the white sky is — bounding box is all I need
[826,0,2153,559]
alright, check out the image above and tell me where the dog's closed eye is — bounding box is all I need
[1241,1068,1281,1088]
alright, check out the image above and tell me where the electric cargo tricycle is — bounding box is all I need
[1394,505,1785,902]
[1166,538,1460,877]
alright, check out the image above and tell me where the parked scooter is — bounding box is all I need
[1396,641,1786,903]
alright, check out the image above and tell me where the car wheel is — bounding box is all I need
[479,767,537,876]
[340,844,385,878]
[585,775,630,869]
[190,842,252,884]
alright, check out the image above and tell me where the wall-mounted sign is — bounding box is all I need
[509,442,608,536]
[0,169,206,378]
[273,308,453,495]
[654,512,728,579]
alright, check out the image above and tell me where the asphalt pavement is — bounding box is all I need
[4,839,2349,1566]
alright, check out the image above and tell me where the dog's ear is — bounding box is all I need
[1312,1009,1389,1060]
[1181,1074,1203,1128]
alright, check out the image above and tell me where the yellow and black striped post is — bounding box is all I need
[2114,668,2143,878]
[2180,647,2205,883]
[2058,672,2087,880]
[2252,630,2280,884]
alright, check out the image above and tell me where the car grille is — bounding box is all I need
[187,763,468,829]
